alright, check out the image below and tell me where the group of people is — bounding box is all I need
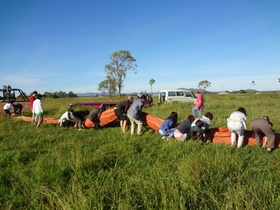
[3,100,24,117]
[58,94,147,135]
[4,90,276,152]
[227,107,275,152]
[158,91,276,152]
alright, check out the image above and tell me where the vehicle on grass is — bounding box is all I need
[138,91,153,107]
[71,101,118,109]
[158,89,196,104]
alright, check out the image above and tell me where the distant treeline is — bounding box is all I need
[42,91,78,98]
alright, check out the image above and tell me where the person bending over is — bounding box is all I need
[72,110,90,130]
[174,115,195,141]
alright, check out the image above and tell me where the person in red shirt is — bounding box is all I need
[192,91,204,118]
[29,91,37,122]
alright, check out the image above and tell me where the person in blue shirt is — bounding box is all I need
[127,95,146,135]
[159,111,178,139]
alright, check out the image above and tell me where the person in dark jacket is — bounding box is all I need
[250,116,275,152]
[174,115,195,141]
[114,96,133,133]
[88,107,106,130]
[72,110,89,130]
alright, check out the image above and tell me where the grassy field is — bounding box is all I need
[0,93,280,209]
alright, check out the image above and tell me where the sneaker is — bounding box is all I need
[161,136,167,139]
[267,148,272,152]
[137,132,143,136]
[78,128,83,131]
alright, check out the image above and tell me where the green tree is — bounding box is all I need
[149,79,155,93]
[197,80,211,91]
[98,77,117,97]
[67,91,78,98]
[105,50,137,97]
[57,91,67,98]
[239,89,246,94]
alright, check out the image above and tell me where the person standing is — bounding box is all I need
[114,96,134,133]
[127,95,146,135]
[192,91,204,118]
[227,107,247,148]
[29,91,37,123]
[3,100,14,118]
[33,94,43,129]
[250,116,275,152]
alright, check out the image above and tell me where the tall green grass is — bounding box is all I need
[0,93,280,209]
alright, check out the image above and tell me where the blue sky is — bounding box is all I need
[1,0,279,95]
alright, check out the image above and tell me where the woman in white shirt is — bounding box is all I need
[227,107,247,148]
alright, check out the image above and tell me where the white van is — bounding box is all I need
[158,89,196,104]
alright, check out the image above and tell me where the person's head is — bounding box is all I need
[204,112,213,120]
[168,111,178,123]
[32,91,38,96]
[9,99,14,104]
[140,94,146,101]
[236,107,247,116]
[36,94,42,100]
[186,115,195,122]
[127,96,134,103]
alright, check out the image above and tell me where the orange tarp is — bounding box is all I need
[84,108,118,128]
[16,116,58,124]
[142,112,164,131]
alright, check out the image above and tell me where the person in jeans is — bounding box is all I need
[192,91,204,118]
[127,95,146,135]
[227,107,247,148]
[159,111,178,139]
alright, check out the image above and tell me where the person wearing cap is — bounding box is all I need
[3,100,14,118]
[250,116,275,152]
[29,91,37,123]
[33,94,43,129]
[127,95,146,135]
[114,96,134,133]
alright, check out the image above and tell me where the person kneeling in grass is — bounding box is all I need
[191,112,213,143]
[159,111,178,139]
[174,115,195,141]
